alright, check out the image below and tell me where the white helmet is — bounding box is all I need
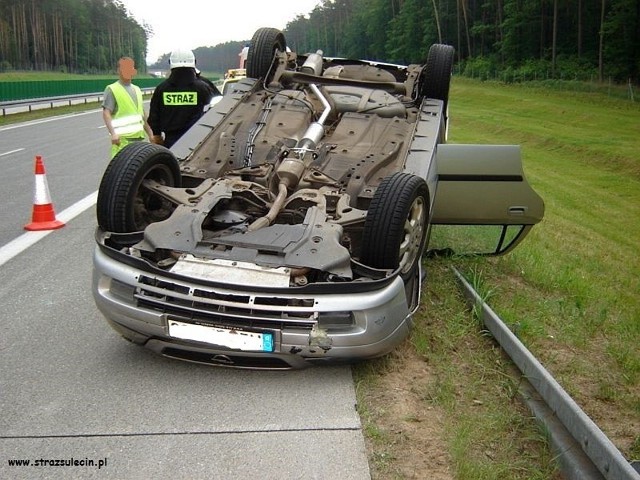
[170,49,196,69]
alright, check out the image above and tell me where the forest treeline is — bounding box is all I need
[0,0,149,73]
[281,0,639,82]
[174,0,638,83]
[2,0,638,84]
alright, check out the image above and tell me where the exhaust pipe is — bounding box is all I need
[300,50,323,76]
[251,52,333,231]
[277,83,333,189]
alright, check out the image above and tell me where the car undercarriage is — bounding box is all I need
[92,27,543,368]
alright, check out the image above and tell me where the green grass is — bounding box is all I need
[357,77,639,478]
[448,78,638,470]
[0,102,103,125]
[449,77,640,383]
[410,261,563,479]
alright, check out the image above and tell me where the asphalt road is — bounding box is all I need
[0,111,371,479]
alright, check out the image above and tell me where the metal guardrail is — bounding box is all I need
[0,89,155,116]
[0,92,104,116]
[453,267,640,480]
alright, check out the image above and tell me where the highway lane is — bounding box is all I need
[0,113,371,479]
[0,110,109,246]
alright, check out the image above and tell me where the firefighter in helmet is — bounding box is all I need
[148,49,219,148]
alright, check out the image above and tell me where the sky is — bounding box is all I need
[121,0,322,65]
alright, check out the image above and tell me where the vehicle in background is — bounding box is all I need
[221,68,247,94]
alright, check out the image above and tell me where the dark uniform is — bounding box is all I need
[148,68,219,148]
[197,70,221,94]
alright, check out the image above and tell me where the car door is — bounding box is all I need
[428,144,544,255]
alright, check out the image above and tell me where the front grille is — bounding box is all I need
[135,275,317,331]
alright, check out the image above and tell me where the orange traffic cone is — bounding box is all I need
[24,155,65,231]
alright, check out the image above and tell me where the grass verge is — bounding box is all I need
[355,77,639,478]
[0,101,102,125]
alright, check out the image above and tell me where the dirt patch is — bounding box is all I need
[357,344,453,480]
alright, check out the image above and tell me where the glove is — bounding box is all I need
[152,135,164,145]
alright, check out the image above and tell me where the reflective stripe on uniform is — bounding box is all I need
[163,91,198,105]
[112,114,144,136]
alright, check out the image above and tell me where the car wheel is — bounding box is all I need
[361,172,429,277]
[97,142,181,232]
[419,44,455,108]
[246,27,287,80]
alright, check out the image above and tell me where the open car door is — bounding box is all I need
[429,144,544,255]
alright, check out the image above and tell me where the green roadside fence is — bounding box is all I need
[0,78,163,102]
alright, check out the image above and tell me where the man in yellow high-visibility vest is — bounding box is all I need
[102,57,153,158]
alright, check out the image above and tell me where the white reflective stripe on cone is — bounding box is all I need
[33,173,53,205]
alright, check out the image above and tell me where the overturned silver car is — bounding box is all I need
[92,28,544,369]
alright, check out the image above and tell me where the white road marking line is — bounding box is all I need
[0,191,97,268]
[0,110,101,132]
[0,148,25,157]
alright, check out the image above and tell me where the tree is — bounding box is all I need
[387,0,429,63]
[0,0,148,73]
[602,0,640,81]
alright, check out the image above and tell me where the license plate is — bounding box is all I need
[168,320,274,352]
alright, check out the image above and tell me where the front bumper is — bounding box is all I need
[92,246,413,369]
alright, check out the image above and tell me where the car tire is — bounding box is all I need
[246,27,287,80]
[420,44,455,108]
[360,172,429,277]
[97,142,181,233]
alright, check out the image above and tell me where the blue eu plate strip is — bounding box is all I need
[262,333,274,352]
